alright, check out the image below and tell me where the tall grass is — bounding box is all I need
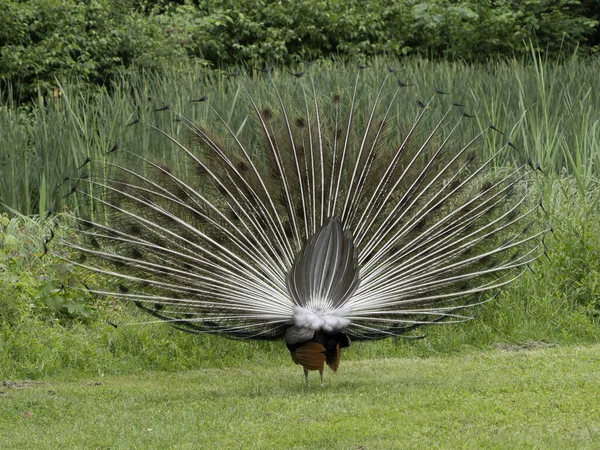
[1,177,599,380]
[1,57,599,381]
[1,56,599,215]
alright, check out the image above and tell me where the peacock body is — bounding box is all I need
[60,67,545,386]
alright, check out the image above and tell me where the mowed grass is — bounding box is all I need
[1,344,599,449]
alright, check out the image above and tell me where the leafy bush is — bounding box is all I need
[547,177,600,317]
[0,0,191,102]
[0,0,597,103]
[160,0,598,66]
[0,212,95,324]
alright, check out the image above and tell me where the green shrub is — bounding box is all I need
[0,0,191,102]
[0,212,95,324]
[159,0,597,66]
[548,177,600,317]
[0,0,597,102]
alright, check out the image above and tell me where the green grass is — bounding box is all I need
[1,344,599,449]
[1,58,599,448]
[1,55,600,215]
[1,175,600,380]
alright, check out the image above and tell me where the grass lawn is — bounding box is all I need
[1,343,599,449]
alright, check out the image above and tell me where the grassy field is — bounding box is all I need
[1,171,598,381]
[1,56,599,448]
[1,344,599,449]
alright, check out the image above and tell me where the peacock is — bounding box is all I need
[57,66,546,387]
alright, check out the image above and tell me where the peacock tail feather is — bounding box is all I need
[58,67,547,346]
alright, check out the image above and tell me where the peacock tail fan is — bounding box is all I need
[57,67,547,345]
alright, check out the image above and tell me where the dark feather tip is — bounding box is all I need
[538,198,546,212]
[106,143,119,154]
[434,86,449,95]
[55,175,70,190]
[460,110,474,118]
[45,227,55,242]
[190,95,208,102]
[488,122,504,134]
[357,63,369,70]
[154,104,170,112]
[397,80,414,87]
[527,158,536,171]
[255,65,273,73]
[536,163,546,176]
[77,156,91,170]
[126,115,140,127]
[62,184,78,198]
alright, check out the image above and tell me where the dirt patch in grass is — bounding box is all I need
[2,380,42,389]
[492,340,557,352]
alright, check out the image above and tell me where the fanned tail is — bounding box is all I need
[58,67,547,341]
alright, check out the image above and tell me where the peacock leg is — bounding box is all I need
[319,369,324,388]
[304,367,309,387]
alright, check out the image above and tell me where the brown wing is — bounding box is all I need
[325,343,342,372]
[291,342,326,371]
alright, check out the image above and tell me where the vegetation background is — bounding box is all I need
[1,0,599,102]
[1,1,600,447]
[1,0,600,375]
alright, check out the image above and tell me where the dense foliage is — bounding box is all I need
[2,57,599,216]
[0,212,95,324]
[1,58,600,380]
[2,179,600,380]
[0,1,599,382]
[1,0,598,102]
[0,0,188,102]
